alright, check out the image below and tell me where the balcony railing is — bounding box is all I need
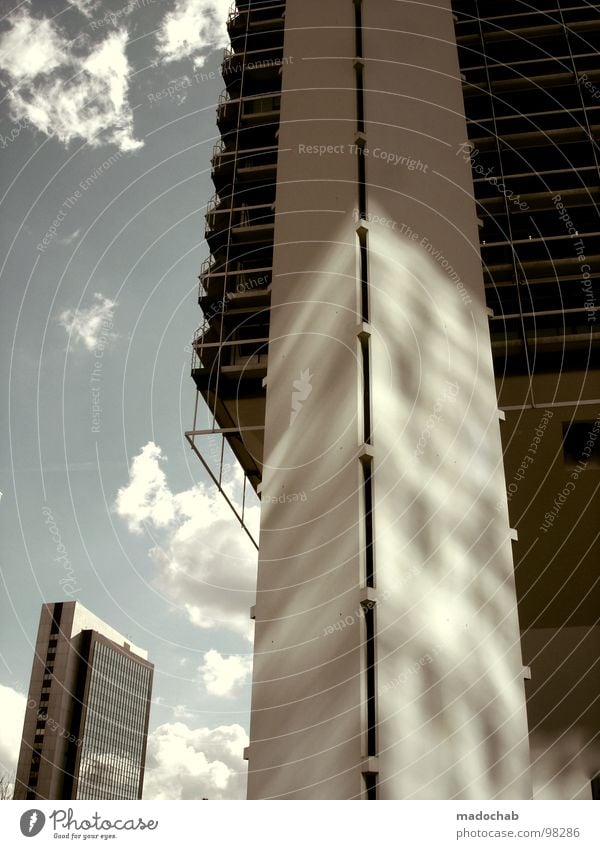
[218,89,232,107]
[206,193,222,216]
[199,264,272,300]
[227,1,286,29]
[192,323,269,372]
[205,203,275,236]
[212,138,227,160]
[217,90,281,124]
[212,144,278,175]
[222,44,284,76]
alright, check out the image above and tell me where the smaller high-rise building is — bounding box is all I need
[13,601,153,801]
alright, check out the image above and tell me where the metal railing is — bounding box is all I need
[222,44,285,74]
[212,143,278,173]
[206,203,275,236]
[227,0,286,27]
[199,266,272,301]
[191,325,270,372]
[217,89,281,118]
[205,193,225,216]
[211,139,226,160]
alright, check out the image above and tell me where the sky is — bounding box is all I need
[0,0,262,800]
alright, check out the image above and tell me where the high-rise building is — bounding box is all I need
[14,602,153,801]
[188,0,599,799]
[454,0,600,802]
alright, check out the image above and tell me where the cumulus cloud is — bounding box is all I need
[58,292,117,352]
[156,0,230,68]
[114,441,181,532]
[0,685,26,785]
[199,649,252,698]
[0,9,141,151]
[0,10,68,82]
[115,442,259,640]
[66,0,101,16]
[143,722,248,800]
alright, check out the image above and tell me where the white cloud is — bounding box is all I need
[114,441,180,532]
[66,0,101,16]
[199,649,252,698]
[0,9,141,151]
[143,722,248,800]
[0,10,68,82]
[156,0,230,69]
[58,292,117,352]
[115,441,259,640]
[0,685,26,784]
[57,228,81,247]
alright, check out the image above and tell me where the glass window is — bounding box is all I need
[75,640,151,800]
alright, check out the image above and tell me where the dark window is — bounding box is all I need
[363,602,377,756]
[562,422,600,469]
[362,461,375,588]
[354,0,363,58]
[363,772,377,800]
[356,64,365,133]
[358,228,369,323]
[592,775,600,800]
[50,602,63,635]
[358,146,367,220]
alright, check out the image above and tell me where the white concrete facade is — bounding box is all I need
[246,0,532,799]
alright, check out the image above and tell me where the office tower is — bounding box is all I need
[14,601,153,801]
[188,0,599,799]
[454,0,600,800]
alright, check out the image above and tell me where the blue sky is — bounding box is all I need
[0,0,260,799]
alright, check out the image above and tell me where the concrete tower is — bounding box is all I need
[189,0,533,799]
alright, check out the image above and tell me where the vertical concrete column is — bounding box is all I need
[363,0,531,799]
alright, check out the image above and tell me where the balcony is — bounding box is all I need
[227,1,285,36]
[198,261,273,302]
[217,91,281,133]
[211,144,278,194]
[193,324,269,373]
[490,310,600,373]
[205,202,275,253]
[191,310,270,424]
[222,44,284,90]
[189,324,267,494]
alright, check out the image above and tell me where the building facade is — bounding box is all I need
[14,602,153,801]
[188,0,599,799]
[454,0,600,800]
